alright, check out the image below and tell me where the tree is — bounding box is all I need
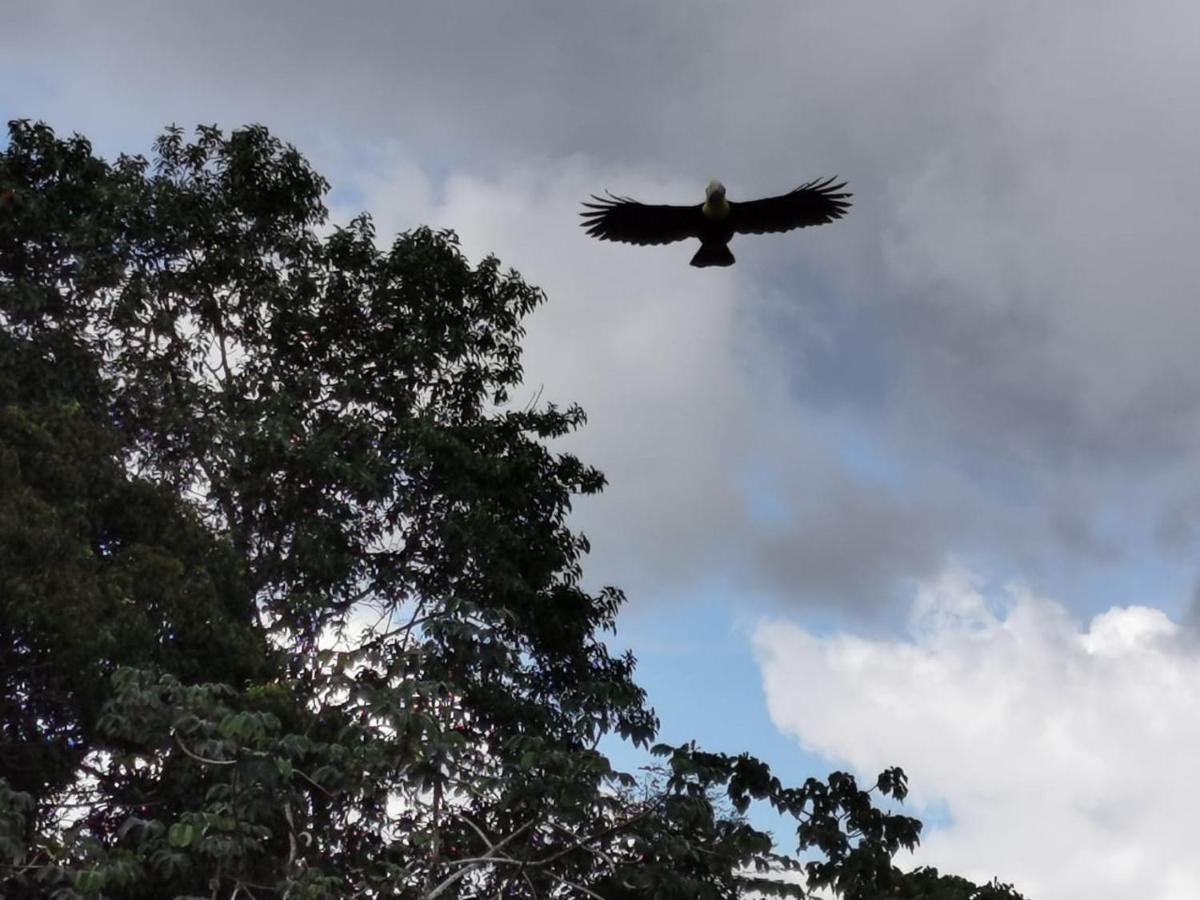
[0,120,1026,899]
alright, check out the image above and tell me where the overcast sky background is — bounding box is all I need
[7,2,1200,896]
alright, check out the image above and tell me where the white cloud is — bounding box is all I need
[754,566,1200,899]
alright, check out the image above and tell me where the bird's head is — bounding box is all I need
[706,179,726,201]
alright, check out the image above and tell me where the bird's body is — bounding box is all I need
[580,177,850,267]
[692,180,737,267]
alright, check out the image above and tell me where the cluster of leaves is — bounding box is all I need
[0,120,1027,899]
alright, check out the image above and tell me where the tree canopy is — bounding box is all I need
[0,120,1026,900]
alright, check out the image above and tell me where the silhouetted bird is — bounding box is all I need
[580,177,851,267]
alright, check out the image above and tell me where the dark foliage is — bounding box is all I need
[0,120,1025,900]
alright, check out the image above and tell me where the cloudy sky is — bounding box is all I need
[7,1,1200,895]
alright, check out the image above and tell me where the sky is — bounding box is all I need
[6,1,1200,895]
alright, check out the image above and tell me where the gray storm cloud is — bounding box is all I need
[7,0,1200,615]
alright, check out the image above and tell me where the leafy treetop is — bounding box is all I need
[0,120,1026,900]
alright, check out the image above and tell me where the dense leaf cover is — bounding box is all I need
[0,121,1026,900]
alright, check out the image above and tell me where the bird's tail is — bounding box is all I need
[690,243,735,268]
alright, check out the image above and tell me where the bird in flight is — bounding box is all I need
[580,177,851,267]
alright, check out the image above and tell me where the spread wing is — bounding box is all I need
[579,193,703,245]
[730,177,851,235]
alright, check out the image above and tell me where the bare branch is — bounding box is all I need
[423,820,535,900]
[174,732,236,766]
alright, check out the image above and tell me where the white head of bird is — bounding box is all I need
[703,179,730,219]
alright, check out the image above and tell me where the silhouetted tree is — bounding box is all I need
[0,120,1026,900]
